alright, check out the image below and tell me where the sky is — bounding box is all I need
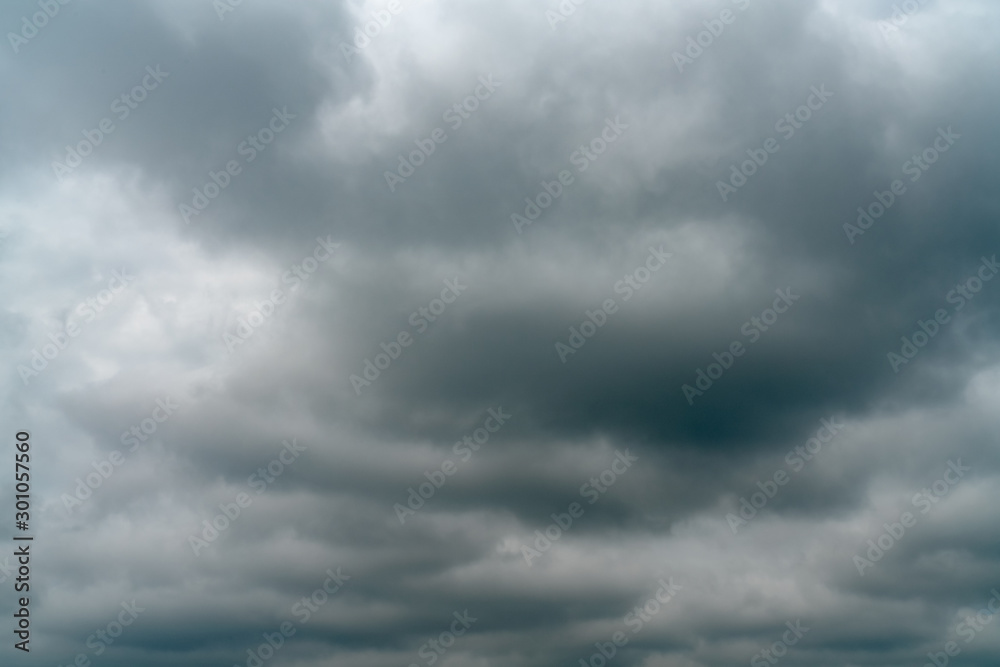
[2,0,1000,665]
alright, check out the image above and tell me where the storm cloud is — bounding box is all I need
[2,0,1000,665]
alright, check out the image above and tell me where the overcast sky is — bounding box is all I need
[2,0,1000,665]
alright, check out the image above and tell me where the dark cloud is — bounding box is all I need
[2,0,999,665]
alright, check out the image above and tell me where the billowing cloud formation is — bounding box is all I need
[2,0,1000,665]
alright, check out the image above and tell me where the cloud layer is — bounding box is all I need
[2,0,1000,665]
